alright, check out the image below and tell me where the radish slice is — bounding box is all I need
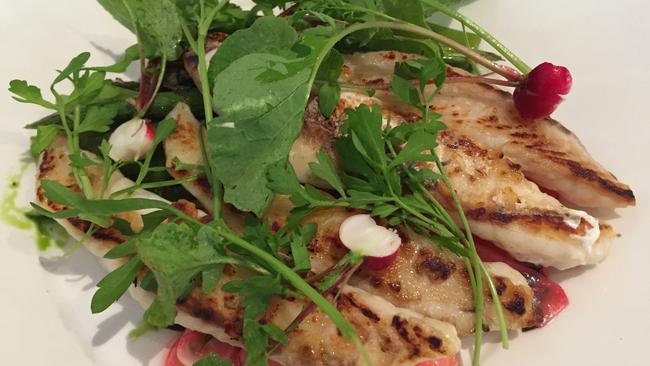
[415,353,461,366]
[339,214,401,270]
[108,117,155,161]
[474,236,569,327]
[175,331,211,365]
[166,330,284,366]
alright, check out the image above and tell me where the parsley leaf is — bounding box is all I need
[8,80,55,109]
[30,125,61,157]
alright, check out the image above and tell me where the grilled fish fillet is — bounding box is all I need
[340,51,635,209]
[264,199,540,335]
[167,93,615,270]
[35,136,460,365]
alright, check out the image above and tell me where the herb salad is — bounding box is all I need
[8,1,616,366]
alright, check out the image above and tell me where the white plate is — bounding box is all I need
[1,0,648,365]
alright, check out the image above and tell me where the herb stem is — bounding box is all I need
[138,55,167,117]
[422,0,531,74]
[351,21,522,81]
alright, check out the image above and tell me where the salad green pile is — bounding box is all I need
[9,1,534,365]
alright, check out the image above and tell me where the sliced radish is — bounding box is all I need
[108,117,155,161]
[474,236,569,327]
[415,353,461,366]
[339,214,402,270]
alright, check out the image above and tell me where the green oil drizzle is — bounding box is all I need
[1,164,33,230]
[1,164,69,251]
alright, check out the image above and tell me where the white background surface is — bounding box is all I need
[1,0,649,365]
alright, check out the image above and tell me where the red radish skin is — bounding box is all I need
[415,353,461,366]
[145,120,156,140]
[166,330,282,366]
[474,236,569,327]
[363,246,400,270]
[514,62,572,120]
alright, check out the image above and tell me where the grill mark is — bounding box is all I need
[549,157,635,202]
[505,293,527,315]
[465,207,587,234]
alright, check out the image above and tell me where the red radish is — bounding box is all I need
[415,353,461,366]
[166,330,283,366]
[108,117,155,161]
[474,236,569,327]
[339,214,402,270]
[513,62,572,120]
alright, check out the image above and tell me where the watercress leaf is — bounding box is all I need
[153,118,178,146]
[8,80,55,109]
[208,56,312,214]
[202,265,224,294]
[89,44,140,73]
[193,353,234,366]
[132,0,184,60]
[315,49,344,83]
[138,223,232,327]
[308,150,346,197]
[97,0,137,33]
[208,16,298,85]
[53,52,91,86]
[208,25,338,215]
[30,125,61,156]
[91,257,142,313]
[77,105,119,133]
[222,275,283,317]
[140,272,158,291]
[382,0,429,29]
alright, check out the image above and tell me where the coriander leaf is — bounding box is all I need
[342,104,386,169]
[67,71,109,106]
[30,125,61,156]
[289,222,315,273]
[262,323,288,344]
[91,257,143,313]
[222,275,282,319]
[202,266,224,294]
[389,75,421,108]
[317,82,340,118]
[53,52,91,86]
[308,150,346,198]
[138,223,232,327]
[389,132,439,168]
[77,105,119,133]
[315,49,343,117]
[193,353,234,366]
[89,44,140,73]
[8,80,55,109]
[222,275,284,366]
[208,16,298,85]
[69,152,99,169]
[267,163,329,208]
